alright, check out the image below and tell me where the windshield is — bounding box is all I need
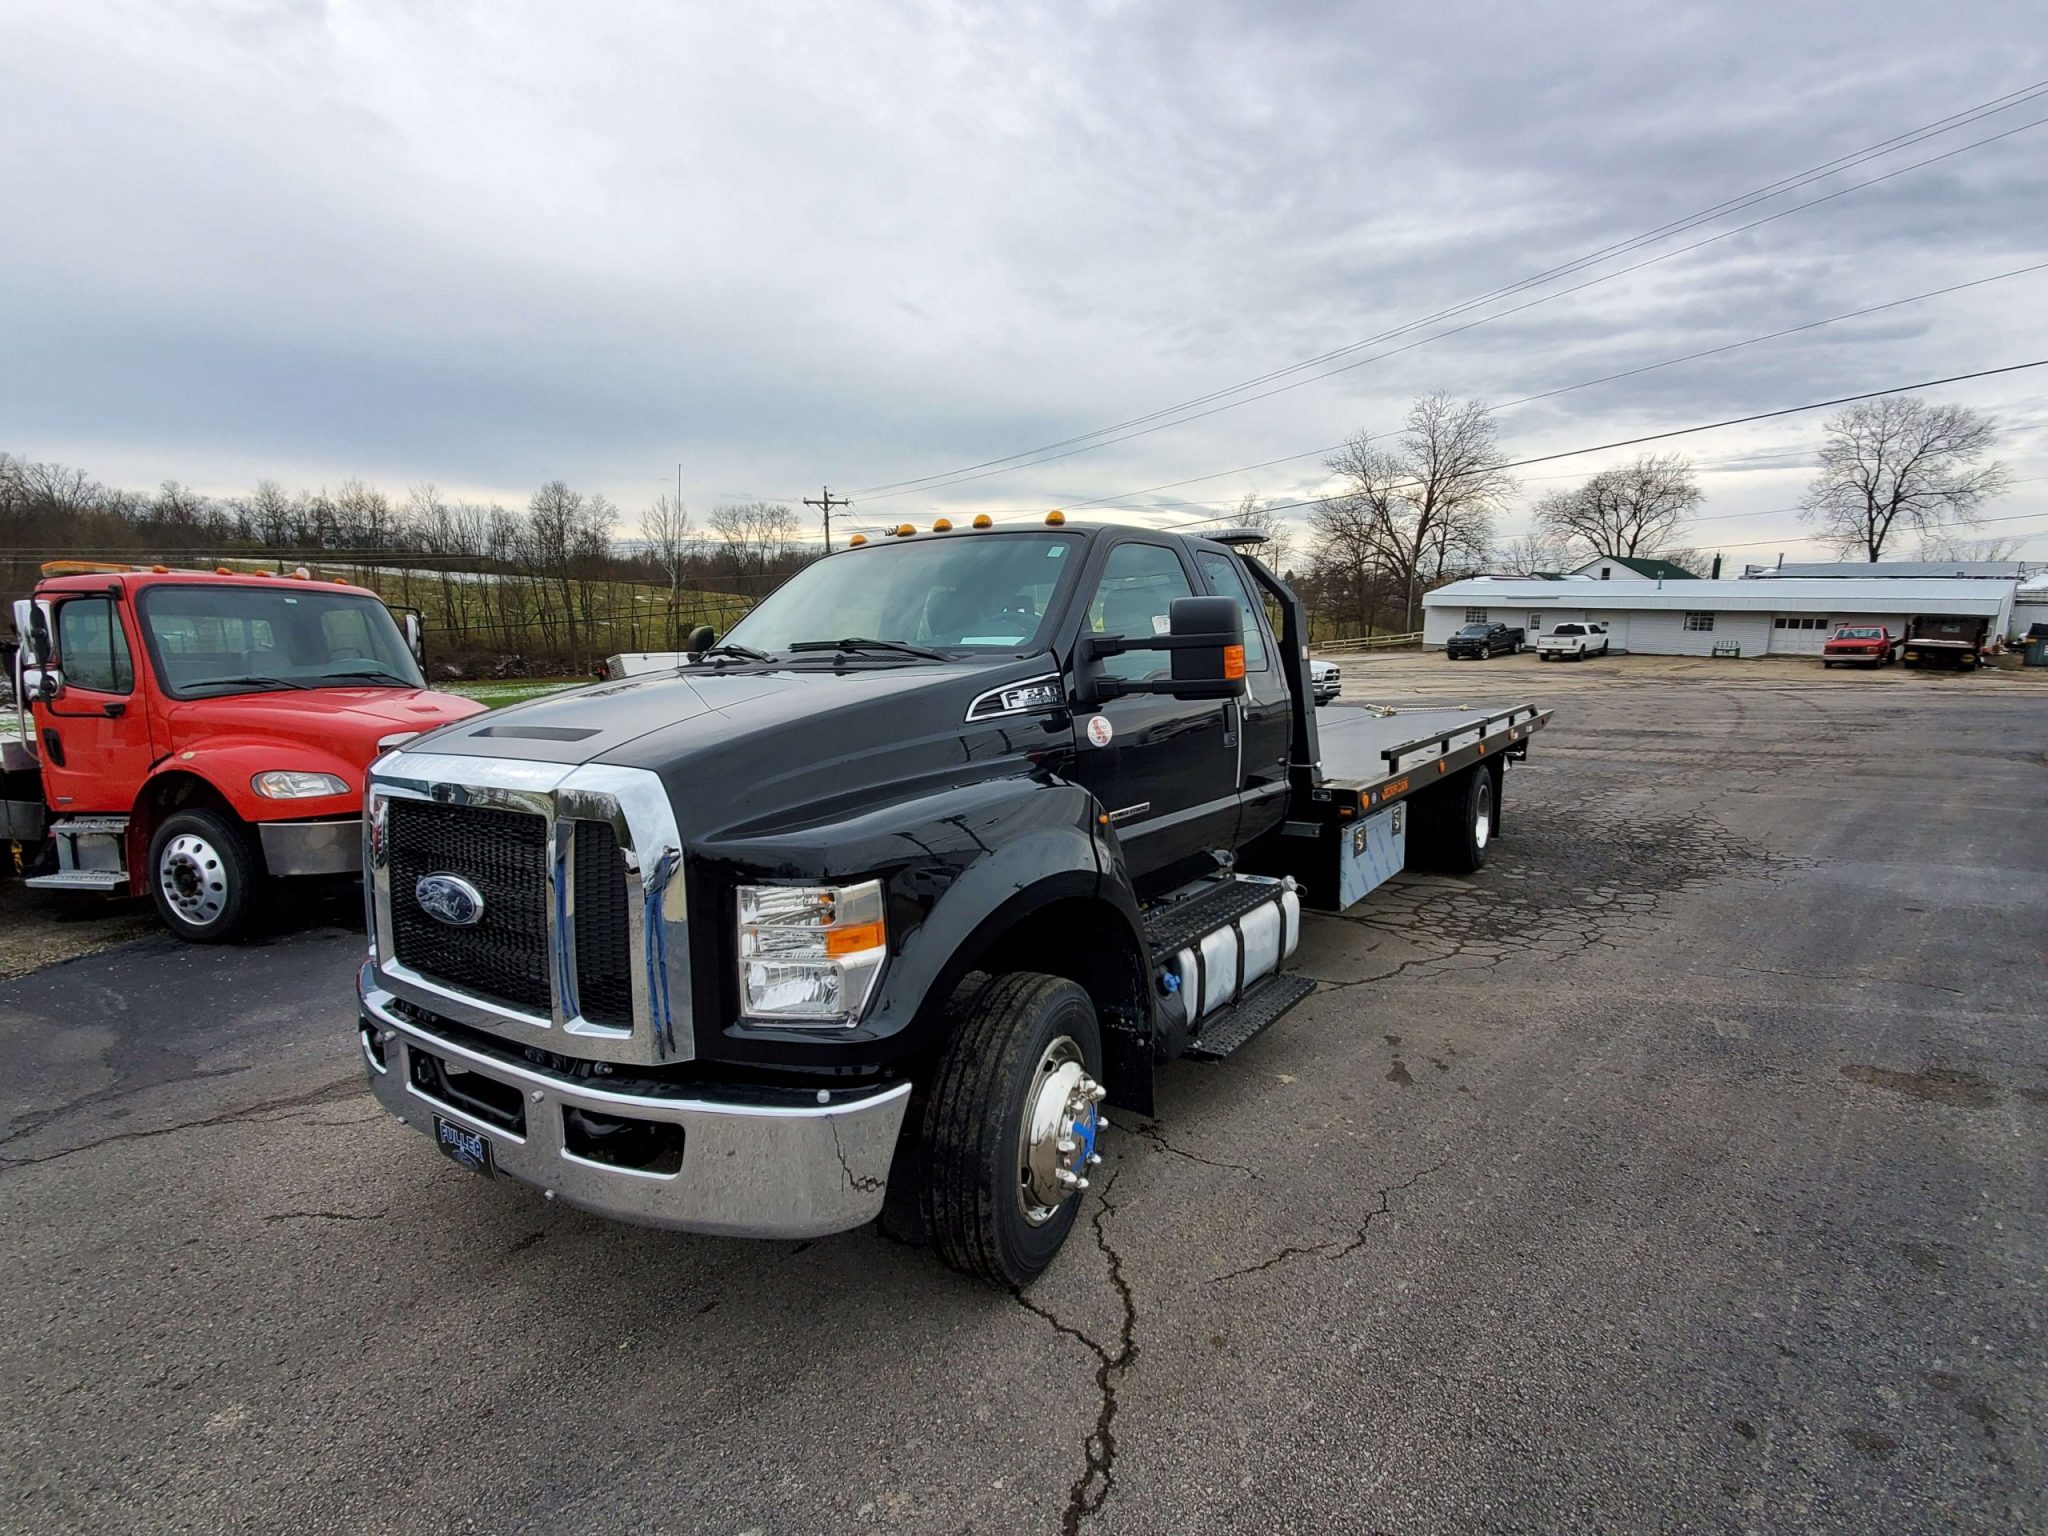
[723,533,1080,657]
[1456,624,1493,636]
[137,585,425,698]
[1835,627,1883,639]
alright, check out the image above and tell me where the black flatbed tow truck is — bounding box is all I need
[355,518,1550,1285]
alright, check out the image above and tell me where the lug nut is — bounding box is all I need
[1074,1177,1089,1191]
[1088,1083,1108,1103]
[1097,1115,1110,1130]
[530,1090,544,1103]
[1087,1153,1102,1166]
[1056,1135,1076,1154]
[1055,1169,1080,1187]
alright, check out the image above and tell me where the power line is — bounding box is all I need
[1153,360,2048,531]
[855,81,2048,498]
[1045,260,2048,516]
[879,116,2048,501]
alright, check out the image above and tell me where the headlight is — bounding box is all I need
[736,879,887,1024]
[252,770,350,799]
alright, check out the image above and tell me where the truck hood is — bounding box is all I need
[166,687,486,769]
[403,659,1063,838]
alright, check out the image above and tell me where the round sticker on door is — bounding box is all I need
[1085,714,1114,747]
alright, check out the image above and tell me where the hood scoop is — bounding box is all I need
[466,724,602,742]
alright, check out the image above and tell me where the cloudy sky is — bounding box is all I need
[4,0,2046,562]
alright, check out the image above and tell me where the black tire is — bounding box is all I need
[918,972,1104,1288]
[148,809,260,942]
[1479,645,1490,661]
[1412,766,1494,875]
[1823,660,1835,670]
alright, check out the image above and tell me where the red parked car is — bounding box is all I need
[1822,625,1898,668]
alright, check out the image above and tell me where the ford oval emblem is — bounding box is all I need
[415,873,485,927]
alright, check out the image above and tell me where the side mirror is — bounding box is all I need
[16,599,52,667]
[28,666,62,701]
[685,625,715,656]
[403,613,424,665]
[1163,595,1246,699]
[1075,595,1246,703]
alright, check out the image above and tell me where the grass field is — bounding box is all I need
[441,678,586,709]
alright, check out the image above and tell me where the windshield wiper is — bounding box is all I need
[178,675,318,695]
[698,642,773,664]
[787,637,948,662]
[316,668,416,686]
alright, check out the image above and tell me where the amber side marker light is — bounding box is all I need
[215,566,233,575]
[1223,644,1246,681]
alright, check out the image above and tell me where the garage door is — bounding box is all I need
[1767,615,1834,655]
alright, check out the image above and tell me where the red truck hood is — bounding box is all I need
[1824,638,1885,651]
[164,687,486,768]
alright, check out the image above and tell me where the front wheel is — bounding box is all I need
[149,809,261,942]
[918,973,1106,1288]
[1479,645,1490,661]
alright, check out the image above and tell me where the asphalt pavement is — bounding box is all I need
[2,656,2043,1534]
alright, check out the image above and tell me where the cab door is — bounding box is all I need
[1063,538,1237,890]
[1194,548,1290,842]
[36,593,154,815]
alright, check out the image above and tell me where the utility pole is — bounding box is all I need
[804,485,852,553]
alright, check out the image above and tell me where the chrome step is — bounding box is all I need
[49,815,130,836]
[1183,974,1317,1061]
[24,869,129,892]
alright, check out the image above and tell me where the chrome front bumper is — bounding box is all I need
[259,817,361,875]
[359,966,910,1239]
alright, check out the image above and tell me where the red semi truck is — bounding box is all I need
[4,564,483,940]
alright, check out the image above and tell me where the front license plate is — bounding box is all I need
[434,1116,495,1178]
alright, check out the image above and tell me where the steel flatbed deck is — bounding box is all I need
[1311,700,1551,814]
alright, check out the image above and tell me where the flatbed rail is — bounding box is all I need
[1313,702,1550,815]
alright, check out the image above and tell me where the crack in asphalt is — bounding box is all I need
[0,1076,364,1174]
[1012,1171,1136,1536]
[1206,1155,1449,1286]
[0,1065,250,1151]
[261,1207,388,1224]
[1128,1118,1260,1179]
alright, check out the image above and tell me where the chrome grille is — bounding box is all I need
[387,799,549,1012]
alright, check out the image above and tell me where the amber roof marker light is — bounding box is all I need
[972,514,993,529]
[1045,509,1065,526]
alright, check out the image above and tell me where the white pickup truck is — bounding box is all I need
[1536,621,1611,661]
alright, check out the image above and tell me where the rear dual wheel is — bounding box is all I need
[1411,764,1496,875]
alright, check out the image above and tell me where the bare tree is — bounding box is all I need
[1798,396,2009,561]
[1226,491,1294,576]
[1319,394,1514,631]
[1915,529,2027,563]
[1534,453,1702,561]
[1491,528,1572,576]
[640,492,693,646]
[707,501,799,582]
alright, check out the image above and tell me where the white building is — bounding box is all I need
[1422,576,2016,658]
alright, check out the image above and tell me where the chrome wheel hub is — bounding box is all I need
[1018,1035,1107,1226]
[160,833,228,926]
[1473,799,1491,850]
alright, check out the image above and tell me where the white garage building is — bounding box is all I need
[1421,577,2015,658]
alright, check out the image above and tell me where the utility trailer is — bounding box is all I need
[355,518,1550,1285]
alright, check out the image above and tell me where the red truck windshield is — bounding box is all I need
[136,585,424,698]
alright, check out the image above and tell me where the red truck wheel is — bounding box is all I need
[150,810,259,943]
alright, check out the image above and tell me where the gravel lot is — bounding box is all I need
[2,653,2043,1534]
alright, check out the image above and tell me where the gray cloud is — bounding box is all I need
[2,0,2044,558]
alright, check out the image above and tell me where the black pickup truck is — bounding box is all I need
[357,519,1549,1285]
[1445,620,1525,659]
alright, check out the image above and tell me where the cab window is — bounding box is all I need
[56,597,134,694]
[1087,542,1194,682]
[1193,551,1270,671]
